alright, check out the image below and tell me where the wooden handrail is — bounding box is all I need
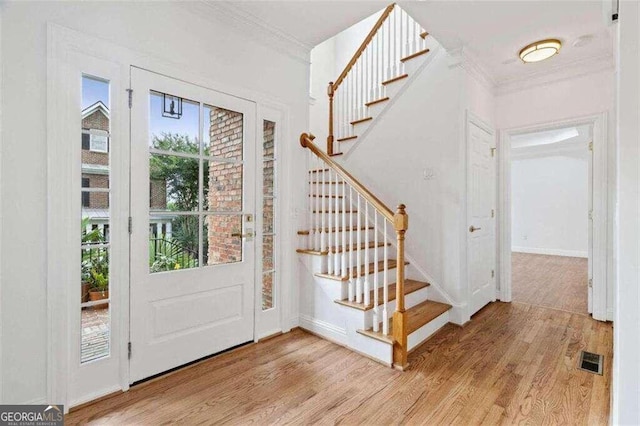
[332,3,396,91]
[300,133,395,222]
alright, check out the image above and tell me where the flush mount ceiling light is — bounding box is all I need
[519,39,562,63]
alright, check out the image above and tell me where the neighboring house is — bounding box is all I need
[81,101,171,239]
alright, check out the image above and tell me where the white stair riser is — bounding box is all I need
[308,197,355,210]
[407,310,449,352]
[362,285,430,329]
[298,228,379,249]
[311,212,360,227]
[303,250,398,276]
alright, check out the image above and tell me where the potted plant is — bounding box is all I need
[88,269,109,309]
[81,217,104,303]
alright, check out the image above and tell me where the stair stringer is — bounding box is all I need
[340,44,445,159]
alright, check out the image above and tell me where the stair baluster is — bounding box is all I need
[356,194,363,303]
[315,157,321,251]
[373,212,380,332]
[383,220,389,335]
[341,177,348,282]
[363,201,370,307]
[308,150,314,250]
[348,186,355,302]
[327,169,334,275]
[334,171,340,275]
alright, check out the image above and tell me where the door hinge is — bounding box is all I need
[588,141,593,151]
[490,147,496,157]
[127,88,133,109]
[128,216,132,234]
[589,210,593,220]
[128,342,132,359]
[491,209,495,218]
[491,269,495,278]
[588,278,593,288]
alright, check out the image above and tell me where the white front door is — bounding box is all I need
[129,68,256,382]
[467,118,497,316]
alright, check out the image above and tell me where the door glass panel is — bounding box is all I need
[149,93,247,273]
[204,105,244,160]
[262,120,276,310]
[203,161,243,212]
[149,153,199,212]
[149,92,199,153]
[149,215,199,272]
[80,75,111,363]
[203,214,243,266]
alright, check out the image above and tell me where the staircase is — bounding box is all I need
[297,4,451,370]
[326,3,440,157]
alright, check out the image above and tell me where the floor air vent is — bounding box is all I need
[578,351,604,375]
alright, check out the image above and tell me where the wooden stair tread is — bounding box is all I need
[351,116,373,125]
[308,168,330,173]
[312,210,357,214]
[329,152,343,157]
[382,74,408,85]
[335,279,430,311]
[309,194,344,199]
[332,241,389,254]
[337,135,358,142]
[315,260,408,281]
[401,49,430,63]
[309,181,345,184]
[297,226,374,235]
[357,300,452,344]
[365,97,389,107]
[420,31,429,39]
[296,241,389,257]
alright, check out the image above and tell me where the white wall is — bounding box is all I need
[338,50,468,304]
[511,152,589,257]
[613,1,640,423]
[309,10,382,146]
[1,1,309,404]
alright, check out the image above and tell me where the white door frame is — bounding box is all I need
[465,111,497,319]
[47,23,295,410]
[497,112,609,321]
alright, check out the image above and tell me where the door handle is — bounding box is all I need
[231,231,254,238]
[469,226,482,233]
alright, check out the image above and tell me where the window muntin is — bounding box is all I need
[148,93,246,273]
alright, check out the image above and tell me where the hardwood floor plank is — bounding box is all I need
[66,303,611,425]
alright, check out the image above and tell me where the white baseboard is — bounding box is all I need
[512,246,588,258]
[298,314,347,346]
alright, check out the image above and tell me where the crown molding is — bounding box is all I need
[448,47,497,94]
[496,53,615,95]
[183,1,312,65]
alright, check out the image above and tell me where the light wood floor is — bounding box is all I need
[66,302,611,425]
[512,252,588,314]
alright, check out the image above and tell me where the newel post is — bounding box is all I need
[327,82,335,156]
[392,204,409,370]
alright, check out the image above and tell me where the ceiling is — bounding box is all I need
[220,0,615,88]
[400,0,614,85]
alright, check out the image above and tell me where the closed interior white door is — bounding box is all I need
[130,68,256,382]
[467,119,496,316]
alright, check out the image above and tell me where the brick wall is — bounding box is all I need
[262,120,275,309]
[206,107,243,265]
